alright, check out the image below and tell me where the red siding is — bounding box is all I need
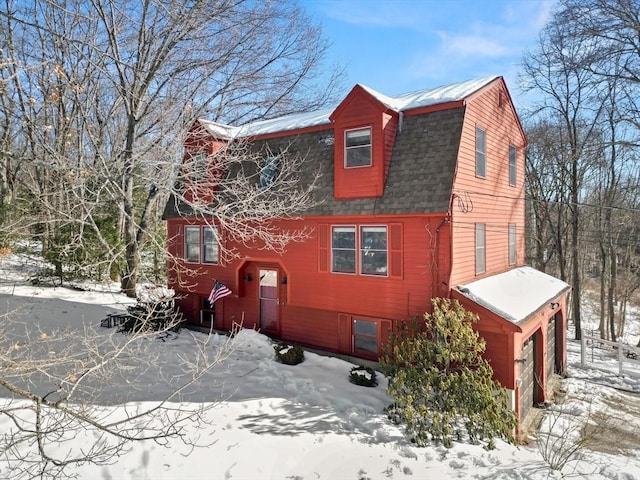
[449,79,527,287]
[331,86,398,199]
[167,214,447,355]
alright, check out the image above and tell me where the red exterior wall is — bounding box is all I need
[449,79,527,287]
[167,214,449,357]
[331,86,398,199]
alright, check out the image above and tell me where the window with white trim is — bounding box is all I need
[185,226,201,263]
[508,224,517,265]
[509,144,516,186]
[475,223,486,275]
[476,127,486,178]
[345,128,372,168]
[331,226,356,273]
[353,318,377,354]
[202,226,219,264]
[360,226,388,276]
[331,225,388,276]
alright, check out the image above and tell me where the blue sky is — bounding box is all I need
[302,0,557,110]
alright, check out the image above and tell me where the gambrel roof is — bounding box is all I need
[198,76,498,139]
[164,76,503,219]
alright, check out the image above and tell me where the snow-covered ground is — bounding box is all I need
[1,251,640,479]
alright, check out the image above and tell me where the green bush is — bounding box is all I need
[349,365,378,387]
[274,342,305,365]
[380,298,517,449]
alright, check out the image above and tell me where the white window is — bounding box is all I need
[360,226,388,276]
[508,224,517,265]
[202,226,219,264]
[332,226,356,273]
[353,318,377,354]
[509,145,516,186]
[475,223,486,275]
[345,128,372,168]
[476,127,486,178]
[331,225,389,276]
[185,226,201,263]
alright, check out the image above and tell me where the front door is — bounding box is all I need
[259,268,280,335]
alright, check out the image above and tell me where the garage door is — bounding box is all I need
[519,335,537,422]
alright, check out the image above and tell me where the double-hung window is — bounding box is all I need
[475,223,486,275]
[360,226,388,276]
[202,226,219,264]
[331,225,388,276]
[345,128,372,168]
[508,224,517,265]
[331,226,356,273]
[509,145,516,186]
[184,225,219,264]
[476,127,486,178]
[185,226,201,263]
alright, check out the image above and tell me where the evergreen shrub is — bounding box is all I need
[274,342,305,365]
[349,365,378,387]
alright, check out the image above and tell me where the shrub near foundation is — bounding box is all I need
[274,342,305,365]
[381,298,517,449]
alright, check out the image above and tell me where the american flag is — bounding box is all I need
[208,280,232,304]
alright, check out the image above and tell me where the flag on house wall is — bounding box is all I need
[208,280,232,304]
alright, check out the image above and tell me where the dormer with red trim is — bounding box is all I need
[329,85,399,200]
[182,120,231,206]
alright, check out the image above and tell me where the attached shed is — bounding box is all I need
[451,266,571,425]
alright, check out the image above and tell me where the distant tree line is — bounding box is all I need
[522,0,640,343]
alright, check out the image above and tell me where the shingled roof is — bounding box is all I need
[164,76,497,219]
[198,76,496,139]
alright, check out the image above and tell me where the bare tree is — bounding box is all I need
[0,0,342,295]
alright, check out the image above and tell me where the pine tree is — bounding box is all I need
[381,298,517,449]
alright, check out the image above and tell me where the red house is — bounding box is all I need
[163,76,570,426]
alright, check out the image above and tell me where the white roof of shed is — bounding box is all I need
[199,75,499,139]
[456,266,570,324]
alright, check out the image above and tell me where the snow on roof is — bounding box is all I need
[360,75,499,112]
[198,76,500,139]
[456,266,570,324]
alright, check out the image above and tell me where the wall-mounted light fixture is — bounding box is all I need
[244,273,253,282]
[550,302,560,309]
[281,276,287,285]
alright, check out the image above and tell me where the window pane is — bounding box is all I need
[202,226,218,264]
[346,146,371,168]
[476,128,486,177]
[332,250,356,273]
[361,251,387,275]
[354,335,378,353]
[185,226,200,262]
[361,227,387,249]
[203,226,216,243]
[185,227,200,244]
[203,244,219,264]
[509,224,516,265]
[186,244,200,263]
[346,128,371,147]
[509,145,516,186]
[354,319,377,336]
[332,227,355,248]
[475,224,485,274]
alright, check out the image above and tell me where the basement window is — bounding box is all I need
[353,318,378,354]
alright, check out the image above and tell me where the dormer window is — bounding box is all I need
[345,128,372,168]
